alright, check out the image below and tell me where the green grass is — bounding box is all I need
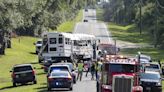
[96,8,104,21]
[57,10,83,32]
[0,37,47,92]
[108,23,151,43]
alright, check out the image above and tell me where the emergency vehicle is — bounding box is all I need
[97,55,143,92]
[38,32,99,63]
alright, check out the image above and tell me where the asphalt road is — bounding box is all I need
[51,72,96,92]
[73,9,113,44]
[68,9,114,92]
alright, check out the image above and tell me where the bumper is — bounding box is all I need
[142,86,162,92]
[13,76,36,83]
[48,82,72,89]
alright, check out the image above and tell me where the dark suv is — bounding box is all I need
[10,64,37,86]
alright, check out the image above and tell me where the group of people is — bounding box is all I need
[76,60,102,81]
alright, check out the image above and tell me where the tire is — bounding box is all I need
[48,87,51,91]
[70,87,73,91]
[13,82,16,87]
[33,80,37,84]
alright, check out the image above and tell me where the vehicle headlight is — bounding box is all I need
[156,82,161,86]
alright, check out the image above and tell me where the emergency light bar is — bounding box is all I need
[107,58,138,65]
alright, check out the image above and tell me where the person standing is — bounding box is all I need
[86,61,91,77]
[90,62,95,80]
[77,60,84,81]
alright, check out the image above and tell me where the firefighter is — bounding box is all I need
[77,60,84,81]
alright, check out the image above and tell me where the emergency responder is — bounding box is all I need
[77,60,84,81]
[91,62,95,80]
[96,61,102,92]
[86,60,91,77]
[95,61,98,80]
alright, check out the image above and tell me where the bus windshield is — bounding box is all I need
[109,64,135,73]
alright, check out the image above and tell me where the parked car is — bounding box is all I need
[56,63,77,83]
[85,9,88,12]
[83,19,88,22]
[145,62,162,74]
[34,39,42,54]
[47,71,73,91]
[42,59,53,72]
[10,64,37,87]
[140,71,162,92]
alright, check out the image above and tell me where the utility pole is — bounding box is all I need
[139,0,142,35]
[154,0,158,48]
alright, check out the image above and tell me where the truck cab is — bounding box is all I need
[97,55,143,92]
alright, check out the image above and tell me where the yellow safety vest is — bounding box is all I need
[78,63,83,71]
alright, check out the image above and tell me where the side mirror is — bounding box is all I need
[161,78,164,81]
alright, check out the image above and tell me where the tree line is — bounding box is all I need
[102,0,164,48]
[0,0,97,55]
[0,0,97,36]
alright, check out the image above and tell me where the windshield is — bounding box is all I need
[146,64,159,69]
[110,64,135,73]
[37,41,42,44]
[50,67,68,73]
[141,73,160,80]
[14,66,32,72]
[51,72,69,77]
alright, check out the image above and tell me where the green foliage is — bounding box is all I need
[57,10,83,32]
[0,0,91,36]
[102,0,164,48]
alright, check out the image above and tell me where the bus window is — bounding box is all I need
[59,38,63,44]
[50,47,57,51]
[65,38,68,44]
[50,38,56,44]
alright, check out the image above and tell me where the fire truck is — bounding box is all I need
[97,55,143,92]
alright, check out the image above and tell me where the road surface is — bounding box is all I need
[73,9,114,44]
[58,73,96,92]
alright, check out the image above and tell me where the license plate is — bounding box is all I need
[146,87,151,90]
[16,75,19,78]
[56,82,62,86]
[21,73,26,77]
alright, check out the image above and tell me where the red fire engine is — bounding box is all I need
[97,55,143,92]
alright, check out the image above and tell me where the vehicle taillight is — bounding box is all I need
[12,73,16,78]
[32,70,35,75]
[48,77,54,81]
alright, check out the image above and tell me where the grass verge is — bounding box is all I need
[57,10,83,32]
[108,23,151,43]
[0,37,47,92]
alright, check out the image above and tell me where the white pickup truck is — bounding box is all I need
[34,39,42,54]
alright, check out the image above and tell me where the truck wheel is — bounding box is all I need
[70,87,73,91]
[48,87,51,91]
[33,80,37,84]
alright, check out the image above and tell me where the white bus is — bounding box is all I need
[39,32,74,63]
[38,32,99,63]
